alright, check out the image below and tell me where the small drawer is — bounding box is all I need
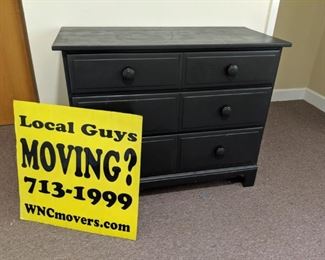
[67,53,181,94]
[184,50,280,88]
[182,88,272,131]
[179,128,262,172]
[141,135,178,177]
[72,93,179,135]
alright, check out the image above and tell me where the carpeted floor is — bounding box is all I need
[1,101,325,260]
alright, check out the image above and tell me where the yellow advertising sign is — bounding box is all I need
[13,101,142,240]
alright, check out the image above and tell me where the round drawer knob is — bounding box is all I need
[121,67,136,81]
[220,105,232,117]
[215,146,225,157]
[226,64,239,77]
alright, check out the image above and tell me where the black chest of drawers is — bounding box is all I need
[53,27,291,190]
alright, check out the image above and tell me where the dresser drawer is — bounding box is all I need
[179,128,262,172]
[67,53,181,94]
[182,88,272,130]
[184,51,280,88]
[72,93,179,135]
[141,136,178,177]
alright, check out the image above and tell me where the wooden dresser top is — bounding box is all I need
[52,27,291,51]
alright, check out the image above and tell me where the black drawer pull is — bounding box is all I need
[121,67,136,81]
[215,146,225,157]
[226,64,239,77]
[220,105,232,117]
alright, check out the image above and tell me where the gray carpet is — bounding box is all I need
[1,101,325,260]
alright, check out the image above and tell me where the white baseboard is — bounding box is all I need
[271,88,305,101]
[304,88,325,112]
[271,87,325,113]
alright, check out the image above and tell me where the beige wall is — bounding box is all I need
[309,26,325,96]
[274,0,325,94]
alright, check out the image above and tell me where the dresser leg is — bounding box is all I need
[242,172,256,187]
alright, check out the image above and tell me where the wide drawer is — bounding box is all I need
[182,88,272,130]
[67,53,181,94]
[184,50,280,88]
[179,128,262,172]
[141,136,178,177]
[72,93,179,135]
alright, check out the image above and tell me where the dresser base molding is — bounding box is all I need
[140,165,257,190]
